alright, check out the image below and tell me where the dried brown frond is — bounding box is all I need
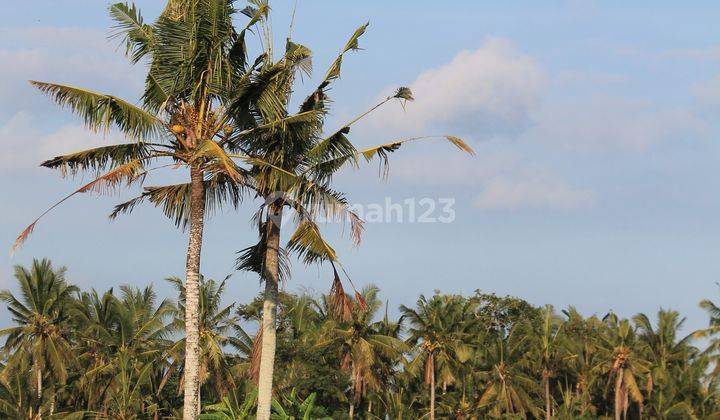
[249,327,263,384]
[77,160,145,194]
[10,222,37,256]
[348,210,364,246]
[445,135,476,155]
[329,266,353,323]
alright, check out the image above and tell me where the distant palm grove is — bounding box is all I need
[2,258,720,419]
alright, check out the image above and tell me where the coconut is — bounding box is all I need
[171,124,185,134]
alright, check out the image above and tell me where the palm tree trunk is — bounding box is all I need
[429,359,435,420]
[614,371,623,420]
[349,402,354,419]
[544,373,551,420]
[36,366,42,420]
[182,165,206,420]
[256,203,283,420]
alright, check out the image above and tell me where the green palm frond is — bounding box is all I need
[31,81,163,139]
[41,143,155,176]
[109,2,155,63]
[287,220,337,264]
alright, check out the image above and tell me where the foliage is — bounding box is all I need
[3,259,719,418]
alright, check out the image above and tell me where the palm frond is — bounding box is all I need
[109,2,155,63]
[31,81,163,140]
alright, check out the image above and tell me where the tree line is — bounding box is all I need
[2,258,720,419]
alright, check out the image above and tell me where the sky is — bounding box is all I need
[1,1,719,333]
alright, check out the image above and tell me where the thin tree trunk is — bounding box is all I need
[544,373,551,420]
[429,361,435,420]
[614,370,623,420]
[182,165,206,420]
[367,399,372,416]
[256,203,283,420]
[36,366,42,420]
[349,402,354,419]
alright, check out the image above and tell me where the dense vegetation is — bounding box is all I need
[1,258,719,419]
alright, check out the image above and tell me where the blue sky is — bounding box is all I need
[1,1,719,332]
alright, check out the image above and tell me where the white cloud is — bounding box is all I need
[524,96,708,152]
[386,150,595,211]
[473,170,595,211]
[0,112,123,173]
[364,38,544,139]
[0,26,143,116]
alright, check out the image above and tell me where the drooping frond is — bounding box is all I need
[235,222,291,282]
[328,266,353,323]
[308,135,475,180]
[286,220,337,264]
[31,81,163,140]
[41,143,154,177]
[110,173,244,228]
[194,140,245,182]
[109,2,155,63]
[304,88,417,174]
[11,160,146,254]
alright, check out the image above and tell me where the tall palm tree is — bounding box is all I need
[401,294,477,420]
[231,15,474,420]
[0,259,78,418]
[10,3,283,417]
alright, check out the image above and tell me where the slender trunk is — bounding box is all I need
[349,402,354,419]
[182,165,206,420]
[36,366,42,420]
[429,359,435,420]
[544,373,551,420]
[614,370,623,420]
[255,203,283,420]
[367,400,372,416]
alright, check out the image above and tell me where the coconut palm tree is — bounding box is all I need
[70,285,173,416]
[595,313,649,420]
[319,286,406,418]
[230,15,474,419]
[634,310,697,418]
[476,323,540,419]
[10,2,286,417]
[400,294,477,420]
[166,276,242,405]
[533,305,566,420]
[561,307,603,417]
[0,259,78,417]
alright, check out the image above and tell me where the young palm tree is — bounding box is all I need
[0,259,78,417]
[400,294,477,420]
[10,3,285,417]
